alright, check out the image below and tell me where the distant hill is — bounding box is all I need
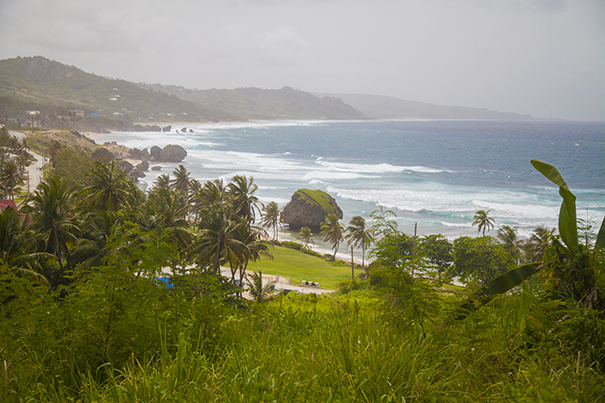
[0,56,367,131]
[0,56,531,133]
[0,56,237,131]
[140,84,368,120]
[317,93,532,120]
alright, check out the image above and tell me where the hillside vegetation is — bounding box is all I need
[1,142,604,401]
[0,56,366,131]
[142,84,368,120]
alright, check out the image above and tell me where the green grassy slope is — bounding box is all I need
[246,246,360,289]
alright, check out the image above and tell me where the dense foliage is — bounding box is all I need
[1,150,604,402]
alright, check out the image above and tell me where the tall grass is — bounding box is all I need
[3,279,605,402]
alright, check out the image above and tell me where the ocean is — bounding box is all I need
[96,120,605,244]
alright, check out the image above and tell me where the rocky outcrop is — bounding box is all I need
[134,124,162,132]
[160,144,187,162]
[136,160,149,171]
[148,144,187,162]
[281,189,343,231]
[162,125,172,132]
[128,147,150,161]
[150,145,162,160]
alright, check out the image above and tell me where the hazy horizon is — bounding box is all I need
[1,0,603,121]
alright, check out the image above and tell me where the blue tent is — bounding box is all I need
[89,113,101,117]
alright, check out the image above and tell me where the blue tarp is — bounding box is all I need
[156,276,173,289]
[89,113,101,117]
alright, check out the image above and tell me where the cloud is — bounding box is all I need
[0,0,603,120]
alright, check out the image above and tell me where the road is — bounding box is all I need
[9,130,45,192]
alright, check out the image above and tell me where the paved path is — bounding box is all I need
[9,131,45,192]
[219,266,335,298]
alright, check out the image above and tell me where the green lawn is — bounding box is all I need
[247,246,361,289]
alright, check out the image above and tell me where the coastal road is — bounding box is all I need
[10,130,45,192]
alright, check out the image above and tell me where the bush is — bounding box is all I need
[281,241,303,250]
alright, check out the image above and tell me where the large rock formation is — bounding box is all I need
[148,144,187,162]
[160,144,187,162]
[281,189,343,231]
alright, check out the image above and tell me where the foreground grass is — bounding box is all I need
[246,245,363,289]
[16,292,605,402]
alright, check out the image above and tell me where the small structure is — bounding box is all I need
[0,200,32,224]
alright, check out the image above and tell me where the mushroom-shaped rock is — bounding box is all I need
[160,144,187,162]
[280,189,343,231]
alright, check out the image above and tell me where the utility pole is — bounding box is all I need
[351,245,355,281]
[412,223,417,277]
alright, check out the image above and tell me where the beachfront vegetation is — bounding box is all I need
[320,213,345,260]
[1,153,604,401]
[0,126,33,199]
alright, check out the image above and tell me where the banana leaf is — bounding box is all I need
[530,159,578,251]
[455,262,541,320]
[595,216,605,251]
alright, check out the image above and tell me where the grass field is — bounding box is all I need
[246,245,363,289]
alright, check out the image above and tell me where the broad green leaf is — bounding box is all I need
[530,159,578,251]
[455,262,540,320]
[483,262,539,295]
[595,216,605,251]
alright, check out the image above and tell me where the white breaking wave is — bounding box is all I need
[314,160,452,175]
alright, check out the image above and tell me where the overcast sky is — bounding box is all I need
[1,0,604,120]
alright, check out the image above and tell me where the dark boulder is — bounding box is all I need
[129,147,150,161]
[129,169,145,179]
[117,160,134,173]
[151,165,162,171]
[136,160,149,171]
[150,145,162,160]
[134,125,162,132]
[281,189,343,231]
[162,125,172,132]
[160,144,187,162]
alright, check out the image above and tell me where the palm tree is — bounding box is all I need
[80,161,134,212]
[194,179,226,209]
[246,271,275,303]
[525,225,555,262]
[22,176,80,275]
[472,209,495,236]
[497,225,522,264]
[0,206,49,284]
[298,227,314,249]
[233,223,272,290]
[152,174,172,192]
[0,160,23,200]
[320,213,344,260]
[144,187,192,255]
[260,201,281,241]
[346,216,374,268]
[170,164,191,193]
[227,175,261,224]
[192,204,244,274]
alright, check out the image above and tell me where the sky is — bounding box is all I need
[1,0,604,121]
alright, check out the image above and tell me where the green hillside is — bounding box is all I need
[0,56,366,131]
[0,56,239,129]
[143,84,368,120]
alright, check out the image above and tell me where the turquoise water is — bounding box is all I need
[100,120,605,240]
